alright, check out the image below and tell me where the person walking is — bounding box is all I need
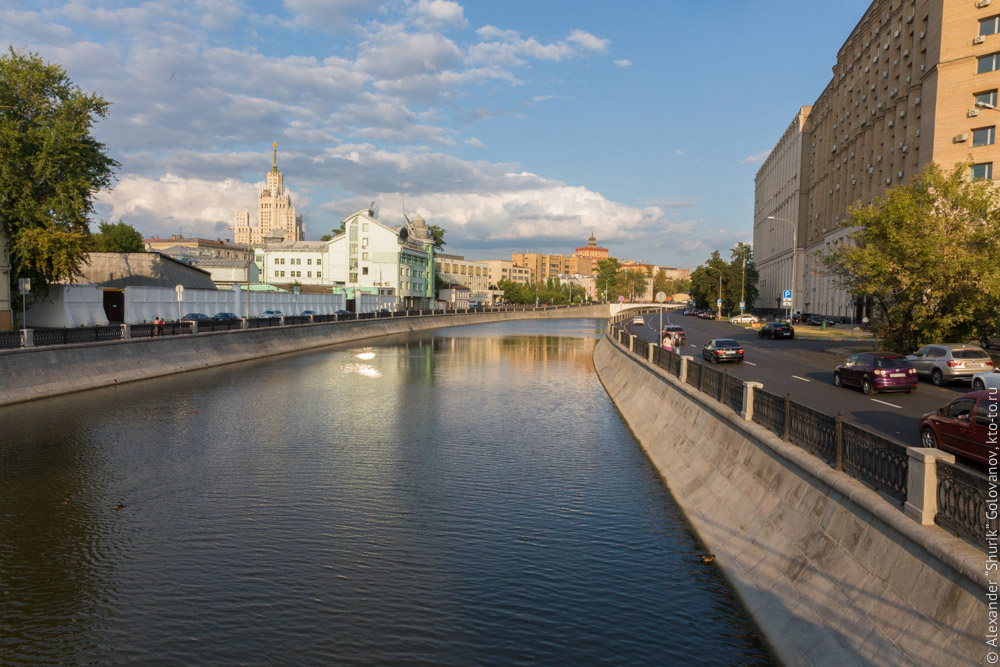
[156,317,164,337]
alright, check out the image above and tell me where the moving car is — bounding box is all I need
[907,343,994,386]
[702,339,744,364]
[729,314,759,324]
[833,352,917,395]
[632,316,645,325]
[919,391,998,464]
[260,309,283,317]
[212,312,239,321]
[973,369,1000,392]
[300,310,317,316]
[334,309,350,316]
[662,325,685,345]
[180,312,211,321]
[758,322,794,339]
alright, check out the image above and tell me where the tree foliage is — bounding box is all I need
[90,220,144,252]
[823,162,1000,351]
[0,48,118,296]
[688,245,759,313]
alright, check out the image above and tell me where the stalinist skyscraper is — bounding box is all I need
[234,143,304,245]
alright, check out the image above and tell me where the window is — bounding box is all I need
[461,265,467,275]
[362,267,369,275]
[977,90,999,108]
[317,259,322,266]
[974,126,996,146]
[981,16,1000,37]
[972,162,994,180]
[307,259,312,265]
[307,271,312,278]
[363,252,369,261]
[947,399,976,421]
[362,223,369,232]
[978,53,1000,74]
[362,238,368,249]
[317,272,321,278]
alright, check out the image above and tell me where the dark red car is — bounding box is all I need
[920,391,998,464]
[833,352,917,394]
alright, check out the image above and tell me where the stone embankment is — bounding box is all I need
[593,334,985,666]
[0,306,608,407]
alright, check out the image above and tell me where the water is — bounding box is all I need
[0,319,772,665]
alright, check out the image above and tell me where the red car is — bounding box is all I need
[834,352,918,394]
[919,391,998,464]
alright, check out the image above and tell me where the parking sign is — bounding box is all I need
[783,289,792,299]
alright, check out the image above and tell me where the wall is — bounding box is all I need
[593,335,985,666]
[0,306,609,407]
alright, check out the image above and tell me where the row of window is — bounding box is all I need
[436,262,486,276]
[273,270,322,279]
[273,257,321,266]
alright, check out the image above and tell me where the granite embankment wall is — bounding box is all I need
[593,335,987,666]
[0,306,608,407]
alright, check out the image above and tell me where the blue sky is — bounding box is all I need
[2,0,873,268]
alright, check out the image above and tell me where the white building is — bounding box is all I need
[254,239,329,286]
[234,143,304,245]
[435,253,493,305]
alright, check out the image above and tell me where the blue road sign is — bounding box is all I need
[783,289,792,299]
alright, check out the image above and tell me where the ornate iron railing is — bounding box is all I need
[634,338,649,358]
[788,402,839,463]
[33,326,125,347]
[131,323,156,338]
[936,461,995,548]
[841,421,908,503]
[685,360,701,389]
[0,329,24,349]
[752,389,786,437]
[700,364,722,400]
[724,372,744,414]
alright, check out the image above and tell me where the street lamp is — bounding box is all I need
[766,215,797,322]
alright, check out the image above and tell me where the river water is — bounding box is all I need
[0,319,772,665]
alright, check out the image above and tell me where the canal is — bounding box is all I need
[0,319,772,665]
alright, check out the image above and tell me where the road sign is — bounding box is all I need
[175,284,184,302]
[783,289,792,299]
[655,291,667,303]
[782,299,792,307]
[618,296,624,302]
[18,278,30,295]
[716,299,722,306]
[739,301,745,309]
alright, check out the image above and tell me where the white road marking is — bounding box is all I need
[871,398,902,409]
[744,361,757,366]
[792,375,811,382]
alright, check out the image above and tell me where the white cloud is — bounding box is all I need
[465,137,486,148]
[742,149,771,164]
[674,148,684,155]
[282,0,380,32]
[415,0,467,29]
[567,29,609,53]
[613,59,632,67]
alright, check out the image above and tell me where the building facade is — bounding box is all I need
[435,253,493,305]
[234,143,304,245]
[144,235,252,262]
[511,252,594,283]
[484,259,532,286]
[755,0,1000,319]
[574,235,610,261]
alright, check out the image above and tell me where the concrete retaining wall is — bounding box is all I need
[593,335,986,666]
[0,306,608,407]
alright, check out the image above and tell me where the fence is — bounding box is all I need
[936,460,997,546]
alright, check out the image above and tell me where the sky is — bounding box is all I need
[2,0,875,268]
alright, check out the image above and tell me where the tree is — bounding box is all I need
[320,234,333,242]
[624,268,648,301]
[595,258,622,301]
[0,48,119,300]
[90,220,144,253]
[427,224,446,250]
[729,242,759,312]
[824,162,1000,351]
[689,251,728,310]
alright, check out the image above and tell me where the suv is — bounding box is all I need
[906,343,994,386]
[919,391,998,464]
[834,352,917,395]
[759,322,794,339]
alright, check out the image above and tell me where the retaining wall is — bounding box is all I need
[0,306,608,407]
[593,335,987,666]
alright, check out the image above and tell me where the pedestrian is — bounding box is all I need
[861,315,869,331]
[156,316,164,337]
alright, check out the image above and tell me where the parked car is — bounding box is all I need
[632,316,645,325]
[805,316,836,326]
[702,339,744,363]
[973,369,1000,392]
[907,343,994,386]
[334,309,350,316]
[260,309,283,317]
[759,322,794,339]
[919,391,998,464]
[212,312,239,321]
[833,352,917,395]
[300,310,317,316]
[662,324,685,345]
[180,312,211,321]
[729,314,759,324]
[697,311,717,320]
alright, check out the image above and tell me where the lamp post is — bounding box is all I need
[766,215,797,322]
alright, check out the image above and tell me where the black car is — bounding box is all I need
[703,339,744,363]
[180,312,211,321]
[213,312,239,321]
[759,322,794,339]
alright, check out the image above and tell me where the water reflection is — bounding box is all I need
[0,319,771,664]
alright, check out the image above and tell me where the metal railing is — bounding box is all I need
[936,461,995,547]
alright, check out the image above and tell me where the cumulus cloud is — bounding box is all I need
[414,0,467,29]
[465,137,486,148]
[282,0,381,32]
[742,149,772,164]
[613,59,632,67]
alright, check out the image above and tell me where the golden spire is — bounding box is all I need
[272,142,278,172]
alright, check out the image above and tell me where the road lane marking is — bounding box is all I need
[871,398,902,409]
[792,375,811,382]
[744,361,757,366]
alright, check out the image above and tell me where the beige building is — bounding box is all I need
[574,235,610,261]
[755,0,1000,319]
[435,253,494,305]
[484,259,532,286]
[511,252,594,282]
[234,143,304,245]
[144,235,252,262]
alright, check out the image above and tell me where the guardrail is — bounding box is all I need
[607,320,993,550]
[0,303,602,351]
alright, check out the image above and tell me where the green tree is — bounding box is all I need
[824,162,1000,351]
[90,220,144,252]
[320,233,333,242]
[595,258,622,301]
[689,251,727,311]
[0,48,118,300]
[728,242,759,312]
[427,224,446,250]
[624,268,649,301]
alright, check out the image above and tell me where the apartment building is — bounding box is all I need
[484,259,532,286]
[234,143,304,245]
[511,252,594,283]
[755,0,1000,319]
[435,253,494,305]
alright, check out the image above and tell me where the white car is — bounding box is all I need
[632,316,645,325]
[729,314,760,324]
[972,369,1000,392]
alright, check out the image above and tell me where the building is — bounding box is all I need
[658,266,692,282]
[574,235,610,261]
[435,253,494,305]
[484,259,532,286]
[511,252,594,283]
[234,143,304,245]
[144,235,252,262]
[254,239,329,287]
[754,0,1000,319]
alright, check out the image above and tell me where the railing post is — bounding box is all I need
[835,412,844,471]
[648,342,655,364]
[680,355,691,383]
[783,393,792,441]
[190,322,198,335]
[22,329,34,348]
[741,381,762,421]
[121,323,131,340]
[629,334,635,352]
[903,448,956,525]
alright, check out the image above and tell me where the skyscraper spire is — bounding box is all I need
[272,142,278,172]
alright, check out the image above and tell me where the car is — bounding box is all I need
[377,308,392,316]
[907,343,994,386]
[805,317,836,326]
[300,310,317,316]
[702,338,744,363]
[919,391,998,465]
[260,309,283,317]
[212,312,239,321]
[662,325,685,345]
[632,315,645,325]
[729,314,760,324]
[833,352,918,395]
[759,322,794,339]
[180,312,211,321]
[697,311,717,320]
[334,309,350,316]
[972,369,1000,392]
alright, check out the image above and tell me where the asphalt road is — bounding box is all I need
[625,312,982,449]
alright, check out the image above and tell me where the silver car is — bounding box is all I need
[907,343,994,386]
[973,369,1000,392]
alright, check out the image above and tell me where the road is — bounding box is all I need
[625,312,980,449]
